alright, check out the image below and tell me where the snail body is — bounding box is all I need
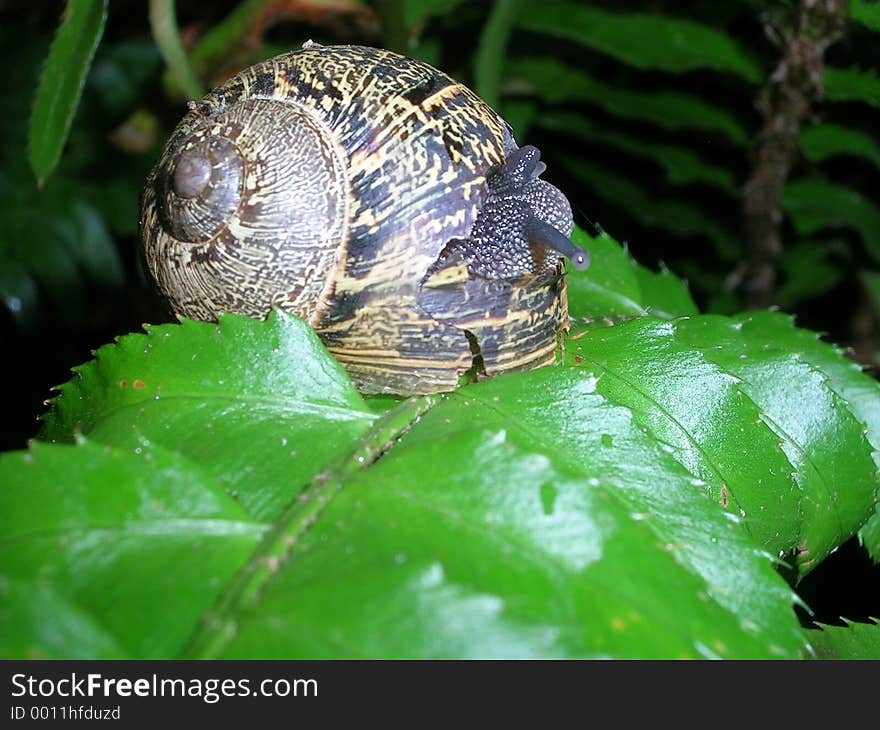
[140,44,588,395]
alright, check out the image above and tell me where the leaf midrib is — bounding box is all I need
[180,385,771,659]
[576,349,752,517]
[178,395,437,659]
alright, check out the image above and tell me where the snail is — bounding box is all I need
[140,43,589,395]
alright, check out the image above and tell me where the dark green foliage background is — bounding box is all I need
[1,0,879,658]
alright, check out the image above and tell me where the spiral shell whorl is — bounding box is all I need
[140,45,573,395]
[162,136,243,242]
[142,96,348,324]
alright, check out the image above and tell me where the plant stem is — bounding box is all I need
[851,273,880,366]
[187,0,270,80]
[475,0,524,110]
[740,0,848,309]
[148,0,204,101]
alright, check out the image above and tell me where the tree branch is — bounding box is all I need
[739,0,848,309]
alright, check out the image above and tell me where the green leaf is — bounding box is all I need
[207,369,802,659]
[0,576,127,660]
[800,123,880,170]
[804,619,880,659]
[565,227,698,320]
[42,311,375,521]
[566,228,647,319]
[79,161,155,238]
[7,199,87,321]
[517,2,762,81]
[0,261,39,329]
[0,441,263,659]
[565,314,879,573]
[52,201,124,289]
[506,58,749,144]
[403,0,466,27]
[728,311,880,562]
[3,20,125,329]
[7,312,877,657]
[501,99,537,139]
[560,158,739,258]
[538,111,738,194]
[6,313,824,658]
[824,67,880,108]
[632,264,700,319]
[862,269,880,316]
[777,240,846,308]
[0,191,124,325]
[87,41,163,118]
[674,314,878,572]
[782,178,880,261]
[859,511,880,563]
[851,0,880,32]
[28,0,108,184]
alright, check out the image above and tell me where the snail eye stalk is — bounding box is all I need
[525,217,590,271]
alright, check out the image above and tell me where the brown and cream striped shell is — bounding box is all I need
[140,44,573,395]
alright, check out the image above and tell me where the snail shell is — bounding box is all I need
[140,45,585,395]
